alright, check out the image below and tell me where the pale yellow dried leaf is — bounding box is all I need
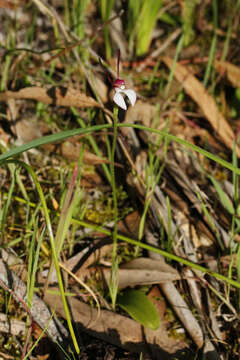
[0,86,101,108]
[162,56,240,155]
[215,60,240,88]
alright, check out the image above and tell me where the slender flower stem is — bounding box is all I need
[111,106,118,257]
[109,105,119,309]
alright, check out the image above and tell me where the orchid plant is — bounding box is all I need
[99,50,136,309]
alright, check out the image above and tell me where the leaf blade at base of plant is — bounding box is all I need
[118,289,160,330]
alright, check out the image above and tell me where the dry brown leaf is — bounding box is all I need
[0,313,26,336]
[162,56,240,156]
[148,286,166,321]
[103,267,180,289]
[0,86,102,109]
[90,74,109,103]
[215,60,240,88]
[61,141,107,163]
[117,210,141,238]
[15,118,43,143]
[121,257,178,274]
[0,0,19,9]
[114,257,180,289]
[78,257,180,290]
[36,355,50,360]
[45,292,189,358]
[125,101,156,127]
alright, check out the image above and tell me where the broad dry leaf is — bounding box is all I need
[116,257,180,289]
[15,118,43,143]
[103,267,180,289]
[121,257,178,274]
[81,257,180,290]
[215,60,240,88]
[125,101,156,127]
[117,210,141,238]
[148,286,166,320]
[162,56,240,155]
[0,86,102,108]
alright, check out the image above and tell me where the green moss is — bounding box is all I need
[85,185,131,225]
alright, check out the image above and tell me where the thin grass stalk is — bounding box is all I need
[3,159,80,354]
[27,220,37,307]
[196,191,224,251]
[100,0,115,58]
[164,34,184,97]
[0,168,15,237]
[7,192,240,291]
[166,196,173,253]
[232,144,240,307]
[1,54,11,91]
[27,225,45,308]
[73,0,89,39]
[23,312,56,360]
[44,150,83,294]
[234,140,240,308]
[69,218,240,290]
[203,0,217,87]
[138,114,168,247]
[221,0,240,61]
[74,110,111,182]
[63,0,70,27]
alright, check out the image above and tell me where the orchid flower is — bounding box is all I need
[112,50,136,110]
[100,50,136,110]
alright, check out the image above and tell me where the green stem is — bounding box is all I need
[111,106,118,258]
[109,105,119,309]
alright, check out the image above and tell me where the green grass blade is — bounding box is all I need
[165,33,184,97]
[0,124,113,163]
[182,0,197,46]
[136,0,163,56]
[27,225,45,307]
[203,0,218,87]
[6,192,240,291]
[209,175,234,215]
[1,123,240,177]
[0,168,15,234]
[2,159,80,354]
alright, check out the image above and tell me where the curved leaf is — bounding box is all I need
[118,289,160,330]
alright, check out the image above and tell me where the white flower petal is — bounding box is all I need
[124,89,136,107]
[113,91,127,110]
